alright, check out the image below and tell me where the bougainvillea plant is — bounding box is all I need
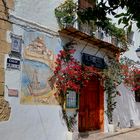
[103,59,123,124]
[120,57,140,91]
[53,41,100,131]
[52,42,140,129]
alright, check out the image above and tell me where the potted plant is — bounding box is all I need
[55,0,77,28]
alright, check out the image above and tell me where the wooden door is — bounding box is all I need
[79,76,101,132]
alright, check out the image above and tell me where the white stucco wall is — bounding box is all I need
[122,23,140,62]
[113,83,140,128]
[0,51,68,140]
[3,0,140,137]
[11,0,67,31]
[1,25,110,140]
[0,9,70,138]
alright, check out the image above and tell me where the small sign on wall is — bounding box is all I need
[66,90,79,109]
[10,34,22,58]
[8,89,18,97]
[6,58,20,70]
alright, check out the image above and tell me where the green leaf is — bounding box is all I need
[127,24,132,33]
[122,17,128,24]
[115,13,126,18]
[118,18,122,25]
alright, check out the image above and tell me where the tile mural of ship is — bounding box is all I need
[21,36,57,104]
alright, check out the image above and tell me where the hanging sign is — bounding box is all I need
[7,58,20,70]
[82,53,107,69]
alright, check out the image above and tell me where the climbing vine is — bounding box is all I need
[103,59,122,124]
[104,57,140,123]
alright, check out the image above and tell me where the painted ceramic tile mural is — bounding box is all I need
[21,31,58,104]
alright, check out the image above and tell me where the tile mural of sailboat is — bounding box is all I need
[27,69,49,96]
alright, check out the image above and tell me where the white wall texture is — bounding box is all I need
[0,54,68,140]
[113,83,140,128]
[11,0,66,31]
[0,1,70,137]
[122,23,140,62]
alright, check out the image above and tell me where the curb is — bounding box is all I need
[100,127,140,139]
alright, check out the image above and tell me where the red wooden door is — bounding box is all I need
[79,76,100,132]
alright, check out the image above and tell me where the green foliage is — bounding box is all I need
[103,59,123,124]
[77,9,127,46]
[105,78,117,124]
[97,20,127,44]
[78,0,140,31]
[55,0,77,28]
[105,22,125,38]
[104,0,140,31]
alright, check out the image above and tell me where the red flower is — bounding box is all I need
[53,47,101,97]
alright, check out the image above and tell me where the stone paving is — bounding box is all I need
[78,127,140,140]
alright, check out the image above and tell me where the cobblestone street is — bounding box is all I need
[78,127,140,140]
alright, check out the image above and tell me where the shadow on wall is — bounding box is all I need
[113,83,140,128]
